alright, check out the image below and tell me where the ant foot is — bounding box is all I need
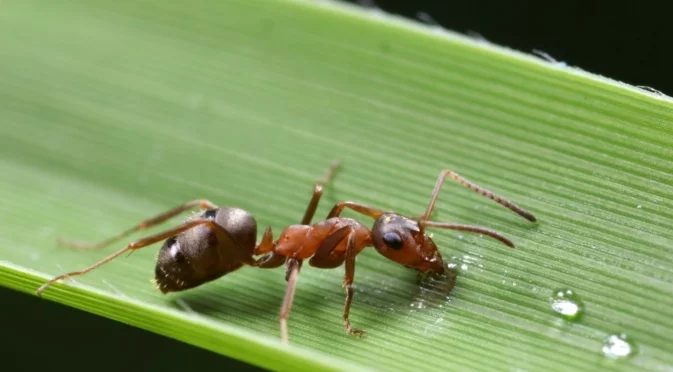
[57,237,97,251]
[345,322,365,337]
[349,328,365,337]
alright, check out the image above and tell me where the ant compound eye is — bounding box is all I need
[383,232,403,250]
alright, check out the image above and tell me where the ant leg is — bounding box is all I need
[301,160,341,225]
[420,170,536,223]
[254,159,340,273]
[279,258,303,344]
[58,199,218,250]
[36,218,229,297]
[304,227,365,334]
[327,201,390,220]
[342,231,364,336]
[308,225,351,268]
[420,221,516,248]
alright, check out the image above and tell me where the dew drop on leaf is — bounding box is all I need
[602,333,637,359]
[550,289,584,321]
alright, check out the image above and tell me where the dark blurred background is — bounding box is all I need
[4,1,669,372]
[348,0,672,95]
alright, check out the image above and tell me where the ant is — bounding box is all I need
[36,161,537,344]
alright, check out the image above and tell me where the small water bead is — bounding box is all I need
[409,300,427,310]
[550,289,585,321]
[602,333,636,359]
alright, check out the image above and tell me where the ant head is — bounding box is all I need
[371,214,444,274]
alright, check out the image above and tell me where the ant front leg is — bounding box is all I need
[327,201,390,220]
[58,199,218,250]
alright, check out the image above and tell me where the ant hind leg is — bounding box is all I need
[58,199,218,251]
[37,218,232,297]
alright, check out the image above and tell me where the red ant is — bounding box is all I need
[36,161,536,344]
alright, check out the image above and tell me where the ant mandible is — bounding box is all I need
[35,161,537,344]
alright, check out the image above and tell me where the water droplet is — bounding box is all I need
[550,289,584,321]
[409,300,427,310]
[602,333,636,359]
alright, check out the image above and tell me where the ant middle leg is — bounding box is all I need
[419,170,537,223]
[308,225,351,268]
[342,231,364,336]
[300,160,341,225]
[58,199,218,250]
[307,227,364,336]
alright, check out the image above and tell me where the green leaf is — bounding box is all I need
[2,0,672,371]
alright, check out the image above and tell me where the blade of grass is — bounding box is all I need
[1,0,672,371]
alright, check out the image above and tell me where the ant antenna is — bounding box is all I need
[421,170,537,224]
[420,221,515,248]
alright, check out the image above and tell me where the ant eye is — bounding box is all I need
[383,232,403,250]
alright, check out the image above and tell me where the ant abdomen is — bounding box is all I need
[154,207,258,293]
